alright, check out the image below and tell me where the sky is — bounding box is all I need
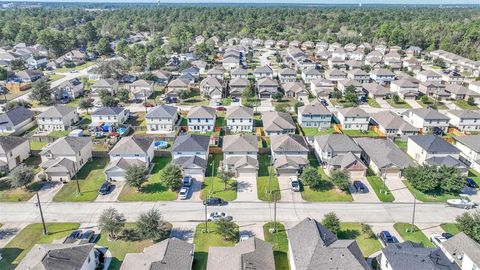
[4,0,480,4]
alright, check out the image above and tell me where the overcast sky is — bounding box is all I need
[5,0,480,4]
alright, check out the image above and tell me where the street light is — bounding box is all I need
[73,162,81,195]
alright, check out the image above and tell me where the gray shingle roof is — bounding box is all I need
[254,65,273,74]
[443,233,480,267]
[146,105,178,118]
[229,77,249,87]
[172,134,209,152]
[105,158,146,172]
[298,103,332,116]
[131,79,154,87]
[0,136,28,154]
[453,135,480,152]
[257,77,278,87]
[408,108,450,120]
[447,110,480,119]
[231,67,248,75]
[355,138,414,169]
[37,105,76,118]
[40,137,91,156]
[172,155,208,169]
[270,134,309,152]
[187,106,216,119]
[315,134,361,153]
[109,136,153,155]
[409,135,459,154]
[370,111,419,132]
[338,107,368,118]
[262,111,296,132]
[91,107,125,116]
[223,134,258,152]
[279,68,296,76]
[0,107,33,127]
[226,106,253,119]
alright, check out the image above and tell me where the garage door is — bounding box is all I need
[276,168,298,176]
[349,170,366,179]
[106,171,125,181]
[184,168,205,176]
[385,168,401,179]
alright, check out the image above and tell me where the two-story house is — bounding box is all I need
[262,111,296,136]
[52,78,84,101]
[254,65,273,79]
[325,69,347,82]
[226,106,254,133]
[130,80,154,100]
[26,55,48,69]
[301,67,322,83]
[402,108,450,134]
[310,79,335,98]
[370,69,396,85]
[105,136,154,181]
[146,105,179,134]
[207,66,226,80]
[200,77,224,100]
[171,134,210,176]
[257,77,279,98]
[270,134,309,175]
[0,107,35,135]
[297,102,332,129]
[91,79,119,96]
[390,78,419,100]
[36,106,79,132]
[40,137,92,181]
[445,110,480,132]
[347,69,370,84]
[337,108,370,131]
[278,68,297,83]
[453,136,480,172]
[229,77,249,97]
[166,78,190,98]
[187,106,216,132]
[90,107,129,127]
[416,70,442,83]
[370,111,420,138]
[231,67,248,79]
[443,233,480,270]
[0,136,30,173]
[222,134,258,177]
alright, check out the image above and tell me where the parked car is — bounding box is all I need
[99,181,113,195]
[80,230,95,243]
[239,232,250,242]
[353,180,367,193]
[208,212,233,221]
[203,197,226,206]
[430,233,447,248]
[232,96,239,102]
[378,231,398,246]
[289,176,300,192]
[466,178,479,189]
[143,102,154,107]
[442,232,454,239]
[447,197,476,209]
[182,175,192,187]
[178,187,189,200]
[64,230,82,243]
[216,106,226,111]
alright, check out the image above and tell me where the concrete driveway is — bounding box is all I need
[405,99,422,109]
[28,182,63,203]
[371,223,404,245]
[418,223,445,240]
[184,175,204,202]
[238,222,265,240]
[376,98,392,109]
[460,186,480,204]
[95,182,125,202]
[278,176,303,203]
[170,222,196,243]
[350,178,381,203]
[384,177,415,203]
[236,176,259,202]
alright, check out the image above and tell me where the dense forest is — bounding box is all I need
[0,6,479,60]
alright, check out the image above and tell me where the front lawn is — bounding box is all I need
[367,98,381,108]
[0,223,80,270]
[417,97,448,110]
[394,223,434,248]
[301,127,336,136]
[53,158,108,202]
[263,222,290,270]
[440,223,460,235]
[47,74,65,82]
[366,170,395,202]
[54,61,96,73]
[386,98,412,109]
[453,99,479,110]
[257,154,280,201]
[201,177,237,201]
[0,180,44,202]
[394,140,408,150]
[403,180,458,202]
[338,222,382,257]
[118,157,177,201]
[193,222,237,270]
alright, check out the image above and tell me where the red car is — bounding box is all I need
[216,106,226,111]
[144,102,154,107]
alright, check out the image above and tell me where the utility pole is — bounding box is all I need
[210,158,215,196]
[74,162,81,195]
[273,191,277,233]
[410,195,417,232]
[35,192,48,235]
[203,203,208,233]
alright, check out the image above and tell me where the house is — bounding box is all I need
[207,237,275,270]
[370,111,420,138]
[146,105,179,134]
[166,78,190,98]
[120,238,194,270]
[301,67,321,83]
[151,70,172,85]
[370,69,396,85]
[52,78,84,101]
[0,136,29,173]
[200,77,224,100]
[222,134,258,177]
[337,108,369,131]
[105,136,154,181]
[181,67,200,81]
[288,218,370,270]
[347,69,370,84]
[445,84,480,101]
[453,136,480,172]
[363,83,390,99]
[278,68,297,83]
[187,106,216,132]
[328,57,346,69]
[262,111,296,136]
[445,110,480,132]
[226,106,254,132]
[310,79,335,98]
[16,243,99,270]
[64,49,87,65]
[375,44,388,54]
[402,57,422,72]
[283,82,309,101]
[222,55,241,70]
[37,105,79,132]
[442,233,480,270]
[91,79,119,96]
[40,137,92,181]
[442,70,464,85]
[254,65,273,79]
[314,134,366,177]
[344,43,357,52]
[378,241,459,270]
[355,138,414,179]
[405,46,423,57]
[90,107,129,127]
[231,67,248,79]
[0,107,35,135]
[402,108,450,134]
[264,39,276,48]
[253,38,264,47]
[207,66,226,80]
[257,77,279,98]
[270,134,309,175]
[419,82,449,100]
[348,49,364,61]
[171,134,209,175]
[130,80,154,100]
[297,102,332,129]
[26,55,47,69]
[407,135,466,173]
[229,77,249,97]
[390,78,419,100]
[416,70,442,83]
[338,79,364,96]
[325,69,347,82]
[15,70,44,83]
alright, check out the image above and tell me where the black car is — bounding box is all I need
[203,197,226,206]
[80,230,95,242]
[99,181,113,195]
[379,231,398,246]
[64,230,82,243]
[353,180,367,193]
[442,232,454,239]
[466,178,479,189]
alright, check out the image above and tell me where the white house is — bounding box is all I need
[278,68,297,83]
[402,108,450,134]
[445,110,480,132]
[226,106,254,132]
[453,136,480,172]
[187,106,216,132]
[0,107,35,135]
[0,136,30,173]
[222,134,258,177]
[200,77,224,100]
[146,105,179,134]
[297,102,332,129]
[370,69,396,85]
[254,65,273,79]
[443,233,480,270]
[130,80,154,100]
[36,105,79,132]
[301,67,322,83]
[416,70,442,83]
[337,108,370,131]
[90,107,129,127]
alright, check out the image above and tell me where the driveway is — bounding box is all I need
[460,186,480,204]
[0,223,28,248]
[28,182,63,203]
[183,175,204,202]
[94,182,125,202]
[418,223,445,240]
[278,176,303,203]
[376,98,392,109]
[405,99,422,109]
[238,222,265,240]
[370,223,404,244]
[236,176,259,202]
[350,178,381,203]
[170,222,196,243]
[257,99,273,112]
[384,177,415,203]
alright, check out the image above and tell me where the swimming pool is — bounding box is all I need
[154,141,169,149]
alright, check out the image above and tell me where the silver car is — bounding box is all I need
[290,176,300,192]
[178,187,189,200]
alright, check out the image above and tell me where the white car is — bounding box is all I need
[429,233,447,248]
[208,212,233,222]
[289,176,300,192]
[239,232,250,242]
[178,187,189,200]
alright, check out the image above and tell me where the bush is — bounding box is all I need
[455,210,480,243]
[301,166,323,190]
[403,165,465,194]
[9,166,35,188]
[322,212,340,235]
[160,164,182,191]
[420,95,429,104]
[274,103,289,112]
[136,208,169,241]
[330,169,350,191]
[125,165,148,190]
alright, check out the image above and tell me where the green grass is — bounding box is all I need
[453,99,479,110]
[0,181,44,202]
[118,157,177,201]
[417,97,448,110]
[338,223,383,257]
[47,74,65,82]
[367,98,381,108]
[0,223,80,270]
[180,97,209,106]
[366,169,394,202]
[48,130,70,138]
[30,141,49,151]
[53,158,108,202]
[65,97,83,108]
[403,180,458,202]
[215,116,226,128]
[468,169,480,187]
[193,222,237,270]
[263,222,290,270]
[386,98,412,109]
[440,223,460,235]
[394,140,408,150]
[394,223,435,248]
[96,223,160,270]
[257,154,281,201]
[201,177,237,201]
[301,127,335,136]
[342,129,378,137]
[54,61,96,73]
[220,97,232,106]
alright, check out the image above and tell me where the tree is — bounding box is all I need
[331,89,342,99]
[438,166,465,193]
[116,88,130,103]
[330,169,350,191]
[101,95,119,107]
[98,207,125,240]
[179,60,191,70]
[433,58,446,69]
[178,90,191,100]
[79,98,93,114]
[456,210,480,243]
[467,96,476,106]
[272,92,283,101]
[392,94,401,104]
[0,67,7,80]
[30,78,54,105]
[420,95,429,104]
[215,218,237,241]
[361,223,375,239]
[96,37,112,56]
[301,166,323,190]
[322,212,340,235]
[160,164,182,191]
[218,167,234,191]
[3,100,31,111]
[136,208,170,241]
[9,166,35,188]
[344,85,359,106]
[147,47,167,69]
[125,165,148,190]
[115,40,128,56]
[403,165,439,192]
